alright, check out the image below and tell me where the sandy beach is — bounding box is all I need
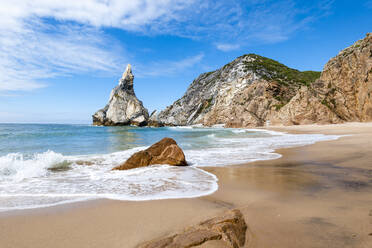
[0,122,371,248]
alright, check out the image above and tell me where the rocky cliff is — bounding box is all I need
[93,64,149,126]
[153,33,372,127]
[273,33,372,125]
[152,54,320,127]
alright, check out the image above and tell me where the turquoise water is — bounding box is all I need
[0,124,273,156]
[0,124,178,156]
[0,124,340,211]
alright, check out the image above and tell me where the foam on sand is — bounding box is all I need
[0,127,341,211]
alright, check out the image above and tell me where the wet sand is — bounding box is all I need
[0,122,371,248]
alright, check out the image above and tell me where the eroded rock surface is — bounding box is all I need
[273,33,372,125]
[155,33,371,127]
[113,138,187,170]
[92,64,149,126]
[155,53,320,127]
[138,209,248,248]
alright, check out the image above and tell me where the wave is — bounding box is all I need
[186,132,341,167]
[0,127,341,211]
[0,151,70,181]
[0,165,218,211]
[0,147,218,211]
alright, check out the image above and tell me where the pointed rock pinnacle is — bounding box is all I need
[119,64,134,93]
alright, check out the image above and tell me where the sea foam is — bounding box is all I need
[0,126,341,211]
[0,147,218,211]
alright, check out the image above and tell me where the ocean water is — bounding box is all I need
[0,124,340,211]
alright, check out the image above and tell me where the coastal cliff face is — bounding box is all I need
[154,33,372,127]
[273,33,372,125]
[93,34,371,127]
[153,54,320,127]
[93,64,149,126]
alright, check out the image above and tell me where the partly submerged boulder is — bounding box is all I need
[139,209,248,248]
[113,138,187,170]
[92,64,149,126]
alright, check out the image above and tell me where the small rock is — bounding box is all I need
[139,209,248,248]
[75,160,94,166]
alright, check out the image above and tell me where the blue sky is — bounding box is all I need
[0,0,371,123]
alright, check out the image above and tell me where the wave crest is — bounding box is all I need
[0,151,69,181]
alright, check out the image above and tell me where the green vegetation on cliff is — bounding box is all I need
[242,54,321,86]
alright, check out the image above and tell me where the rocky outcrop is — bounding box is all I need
[113,138,187,170]
[138,209,248,248]
[148,110,165,127]
[93,64,149,126]
[270,86,342,125]
[94,34,371,127]
[154,33,372,127]
[272,33,372,125]
[154,54,320,127]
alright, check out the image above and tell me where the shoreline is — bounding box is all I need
[0,124,339,213]
[0,122,371,247]
[0,124,340,214]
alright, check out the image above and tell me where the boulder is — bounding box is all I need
[92,64,149,126]
[138,209,248,248]
[113,138,187,170]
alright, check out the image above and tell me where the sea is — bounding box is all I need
[0,123,340,211]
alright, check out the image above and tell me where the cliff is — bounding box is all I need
[93,64,149,126]
[152,54,320,127]
[273,33,372,125]
[153,33,372,127]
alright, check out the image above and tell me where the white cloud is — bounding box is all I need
[0,20,124,91]
[136,53,205,78]
[138,0,333,45]
[0,0,197,92]
[0,0,195,31]
[209,0,333,49]
[0,0,334,91]
[183,0,333,51]
[216,44,241,52]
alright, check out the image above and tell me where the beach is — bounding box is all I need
[0,122,371,248]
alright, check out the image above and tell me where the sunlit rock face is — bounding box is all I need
[93,64,149,126]
[113,138,187,171]
[154,53,321,127]
[272,33,372,125]
[94,34,371,128]
[155,33,371,127]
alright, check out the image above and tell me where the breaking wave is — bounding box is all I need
[0,125,341,211]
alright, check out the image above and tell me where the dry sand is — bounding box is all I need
[0,122,371,248]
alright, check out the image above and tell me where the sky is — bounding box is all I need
[0,0,371,124]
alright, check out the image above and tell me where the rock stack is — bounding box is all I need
[92,64,149,126]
